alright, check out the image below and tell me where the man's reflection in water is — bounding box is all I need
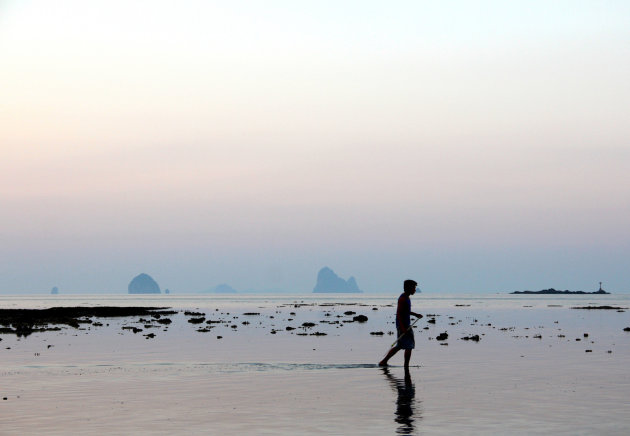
[382,367,421,435]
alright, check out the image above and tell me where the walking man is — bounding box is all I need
[379,279,422,367]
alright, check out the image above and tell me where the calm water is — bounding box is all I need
[2,293,630,435]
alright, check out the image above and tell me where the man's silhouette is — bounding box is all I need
[379,279,422,367]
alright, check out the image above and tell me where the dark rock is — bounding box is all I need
[436,332,448,341]
[623,327,630,332]
[184,311,204,316]
[128,273,161,294]
[286,326,296,331]
[427,318,436,324]
[188,317,206,324]
[156,318,172,325]
[344,311,356,316]
[571,306,626,310]
[310,332,327,336]
[144,333,155,339]
[0,307,178,338]
[461,335,480,342]
[243,312,260,316]
[353,315,368,323]
[370,331,384,335]
[302,322,316,328]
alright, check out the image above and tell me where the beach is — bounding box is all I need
[2,294,630,435]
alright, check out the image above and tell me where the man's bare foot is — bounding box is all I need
[378,361,388,366]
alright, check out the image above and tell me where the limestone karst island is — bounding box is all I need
[312,267,363,293]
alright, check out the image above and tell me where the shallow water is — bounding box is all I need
[1,294,630,434]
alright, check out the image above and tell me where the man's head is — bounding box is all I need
[404,279,418,295]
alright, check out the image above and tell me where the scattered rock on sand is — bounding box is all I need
[461,335,480,342]
[353,315,368,322]
[436,332,448,341]
[571,306,627,310]
[188,317,206,324]
[370,331,384,335]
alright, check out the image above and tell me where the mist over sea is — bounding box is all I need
[2,293,629,435]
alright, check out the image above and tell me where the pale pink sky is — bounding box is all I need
[1,1,629,292]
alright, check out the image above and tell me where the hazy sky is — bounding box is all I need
[1,1,629,293]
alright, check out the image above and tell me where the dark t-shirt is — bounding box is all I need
[396,293,411,328]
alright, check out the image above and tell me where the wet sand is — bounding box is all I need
[1,294,630,435]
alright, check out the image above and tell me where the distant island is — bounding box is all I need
[209,284,237,294]
[128,273,161,294]
[313,267,363,293]
[511,283,610,295]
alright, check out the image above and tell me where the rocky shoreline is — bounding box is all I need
[0,307,176,337]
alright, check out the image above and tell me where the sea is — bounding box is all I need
[1,293,630,435]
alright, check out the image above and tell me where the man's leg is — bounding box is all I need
[403,349,412,367]
[379,346,400,366]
